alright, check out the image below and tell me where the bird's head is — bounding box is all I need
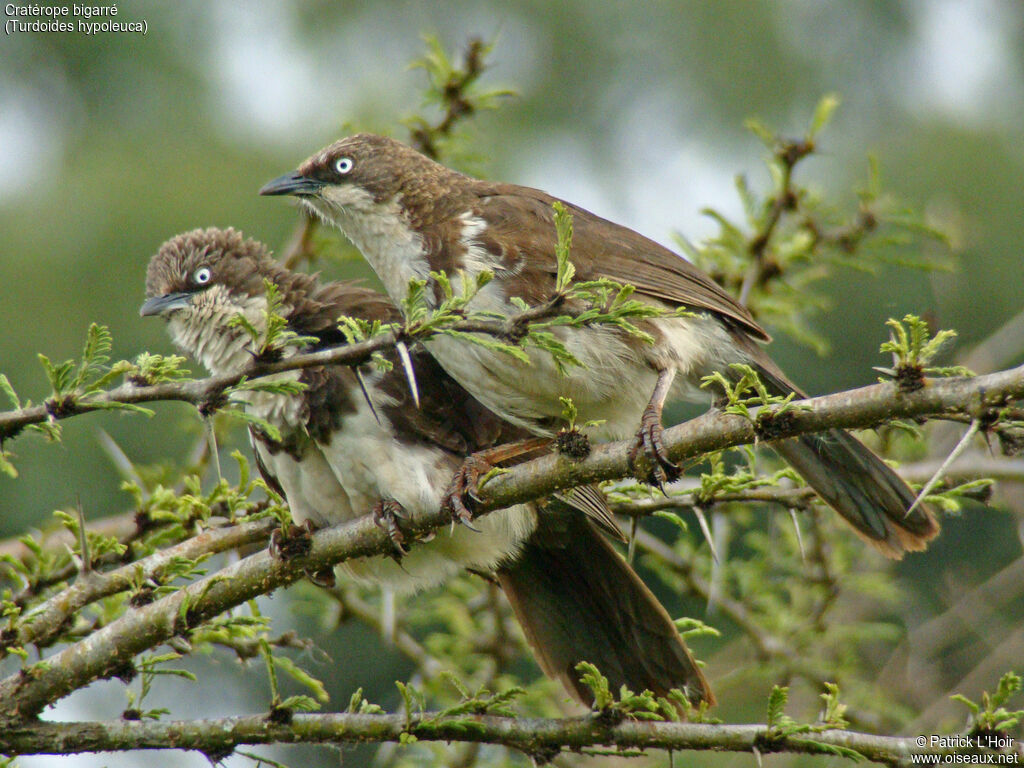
[260,134,465,231]
[141,227,283,372]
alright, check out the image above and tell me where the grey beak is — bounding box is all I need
[140,292,192,317]
[259,172,324,197]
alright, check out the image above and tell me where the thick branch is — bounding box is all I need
[0,333,400,439]
[3,712,1019,766]
[0,507,450,721]
[474,366,1024,514]
[2,518,276,661]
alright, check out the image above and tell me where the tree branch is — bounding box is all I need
[3,711,1020,765]
[474,365,1024,514]
[2,517,276,661]
[0,300,572,441]
[3,366,1022,724]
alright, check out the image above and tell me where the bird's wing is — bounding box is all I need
[375,344,526,455]
[471,185,770,341]
[553,485,626,542]
[287,278,400,347]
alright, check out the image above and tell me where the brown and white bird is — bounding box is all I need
[141,227,714,707]
[260,134,940,558]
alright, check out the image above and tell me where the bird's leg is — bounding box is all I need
[373,498,410,559]
[629,367,681,489]
[269,520,336,587]
[442,437,552,527]
[442,455,491,529]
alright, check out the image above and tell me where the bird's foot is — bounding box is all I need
[628,407,681,490]
[269,520,335,587]
[269,520,315,561]
[373,499,410,559]
[441,456,493,531]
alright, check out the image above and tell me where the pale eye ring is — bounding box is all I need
[193,267,212,285]
[334,157,354,175]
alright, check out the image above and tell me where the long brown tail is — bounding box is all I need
[497,501,714,708]
[740,343,940,558]
[772,430,939,557]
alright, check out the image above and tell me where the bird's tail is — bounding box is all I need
[497,503,714,709]
[741,349,940,558]
[772,430,939,556]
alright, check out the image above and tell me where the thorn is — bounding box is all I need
[75,497,91,576]
[205,416,222,484]
[707,510,729,614]
[395,341,420,409]
[355,368,383,425]
[789,508,806,563]
[907,417,981,515]
[627,515,638,565]
[96,429,147,498]
[693,506,720,565]
[381,586,397,645]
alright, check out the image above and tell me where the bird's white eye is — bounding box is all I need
[193,267,212,285]
[334,157,354,175]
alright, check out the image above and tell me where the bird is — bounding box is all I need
[259,133,940,559]
[140,226,715,708]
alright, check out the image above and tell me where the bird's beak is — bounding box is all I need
[259,172,324,197]
[140,292,192,317]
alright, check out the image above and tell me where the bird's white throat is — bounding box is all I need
[304,189,431,306]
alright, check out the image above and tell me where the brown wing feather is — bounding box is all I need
[472,184,770,341]
[378,345,525,455]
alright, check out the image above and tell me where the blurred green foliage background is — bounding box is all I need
[2,2,1023,766]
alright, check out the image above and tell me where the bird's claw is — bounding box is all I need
[628,408,681,491]
[441,456,491,532]
[373,499,410,559]
[269,520,334,587]
[269,520,315,561]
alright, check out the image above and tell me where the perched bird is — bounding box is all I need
[141,227,714,707]
[260,134,940,559]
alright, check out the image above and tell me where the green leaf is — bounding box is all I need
[38,353,75,396]
[809,93,841,138]
[219,408,282,443]
[74,323,113,389]
[820,682,850,729]
[992,671,1022,708]
[744,117,774,146]
[0,450,17,478]
[82,400,155,417]
[346,687,385,714]
[132,352,190,384]
[0,374,20,409]
[440,328,531,362]
[279,694,321,712]
[553,201,576,293]
[652,510,688,533]
[674,617,721,640]
[272,654,329,703]
[576,661,614,710]
[767,685,789,729]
